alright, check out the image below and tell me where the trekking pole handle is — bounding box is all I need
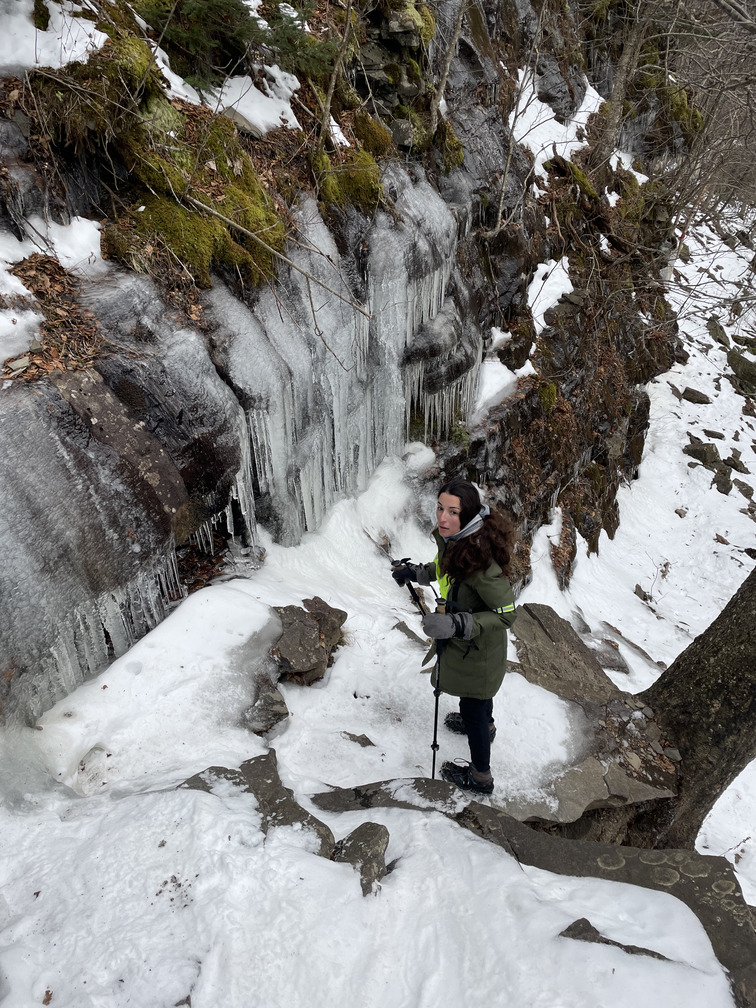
[390,558,429,615]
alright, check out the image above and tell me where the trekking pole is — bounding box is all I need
[431,640,445,778]
[390,557,429,615]
[379,545,445,775]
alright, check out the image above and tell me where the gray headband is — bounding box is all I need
[441,504,490,542]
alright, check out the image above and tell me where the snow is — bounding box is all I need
[1,23,756,1008]
[528,256,573,334]
[510,72,603,183]
[0,0,108,74]
[206,67,301,135]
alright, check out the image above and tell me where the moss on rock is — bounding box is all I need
[538,381,558,412]
[417,3,436,45]
[29,35,163,152]
[434,118,463,171]
[353,111,394,158]
[312,147,383,215]
[105,92,285,288]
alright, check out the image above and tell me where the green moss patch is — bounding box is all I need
[538,380,558,412]
[28,35,163,152]
[312,147,383,215]
[434,119,464,172]
[353,111,394,158]
[104,96,285,289]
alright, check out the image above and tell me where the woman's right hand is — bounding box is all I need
[391,561,431,586]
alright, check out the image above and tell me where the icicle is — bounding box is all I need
[157,544,184,603]
[230,410,257,545]
[190,520,215,555]
[405,357,482,444]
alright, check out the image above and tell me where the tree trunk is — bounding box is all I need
[587,11,646,180]
[636,566,756,848]
[430,0,466,136]
[557,567,756,849]
[315,0,354,159]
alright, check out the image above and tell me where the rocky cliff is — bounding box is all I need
[0,0,689,721]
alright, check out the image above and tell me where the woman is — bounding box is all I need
[393,479,517,795]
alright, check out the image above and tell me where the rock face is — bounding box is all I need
[0,0,686,720]
[512,603,625,703]
[0,288,256,722]
[500,606,679,825]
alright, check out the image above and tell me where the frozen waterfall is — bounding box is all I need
[1,164,486,721]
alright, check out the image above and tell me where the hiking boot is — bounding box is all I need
[440,760,494,795]
[444,711,497,741]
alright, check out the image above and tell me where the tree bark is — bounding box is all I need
[587,10,647,179]
[430,0,466,136]
[315,0,354,159]
[556,567,756,850]
[636,566,756,848]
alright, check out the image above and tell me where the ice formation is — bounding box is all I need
[1,162,485,719]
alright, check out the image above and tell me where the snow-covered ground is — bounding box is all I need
[1,215,754,1006]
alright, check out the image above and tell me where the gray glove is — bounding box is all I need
[392,561,431,587]
[422,612,473,640]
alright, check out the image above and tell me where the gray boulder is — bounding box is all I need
[332,822,391,896]
[272,597,347,685]
[681,386,712,405]
[243,682,290,735]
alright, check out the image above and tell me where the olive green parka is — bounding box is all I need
[423,530,516,700]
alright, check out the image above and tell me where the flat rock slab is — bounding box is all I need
[183,750,334,857]
[511,603,624,703]
[311,777,756,1008]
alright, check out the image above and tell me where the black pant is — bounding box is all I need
[459,697,494,774]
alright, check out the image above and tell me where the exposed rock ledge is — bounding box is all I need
[311,777,756,1008]
[504,603,679,825]
[179,751,756,1007]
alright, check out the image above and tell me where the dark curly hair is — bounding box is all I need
[437,479,515,582]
